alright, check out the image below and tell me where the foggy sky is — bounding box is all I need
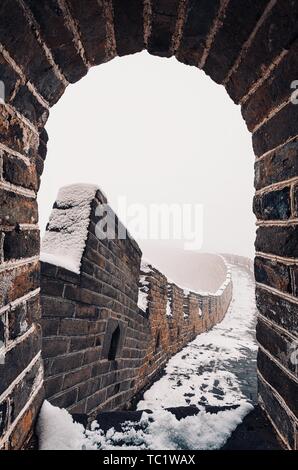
[38,51,256,273]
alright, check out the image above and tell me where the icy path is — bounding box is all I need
[38,265,258,450]
[137,264,258,412]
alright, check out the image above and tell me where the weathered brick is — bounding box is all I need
[112,0,144,56]
[38,129,48,161]
[0,326,41,395]
[177,0,220,66]
[60,318,93,336]
[226,0,298,103]
[69,335,95,352]
[148,0,180,57]
[9,359,41,422]
[204,0,269,84]
[0,190,38,226]
[86,389,107,413]
[11,85,49,128]
[56,267,80,284]
[258,376,296,449]
[42,337,69,358]
[0,53,19,101]
[253,187,291,221]
[25,0,87,83]
[75,304,100,320]
[256,318,297,377]
[50,388,78,409]
[254,140,298,190]
[2,152,38,191]
[253,101,298,158]
[256,286,298,334]
[8,385,44,451]
[0,105,38,159]
[255,256,292,295]
[242,38,298,131]
[63,365,92,390]
[0,400,9,436]
[82,346,102,365]
[40,318,60,337]
[41,296,75,318]
[256,225,298,258]
[67,0,107,66]
[290,265,298,297]
[51,351,83,375]
[293,184,298,219]
[40,278,64,298]
[4,229,40,261]
[40,261,57,278]
[8,294,40,340]
[258,348,298,418]
[0,261,39,306]
[64,285,114,308]
[44,375,63,398]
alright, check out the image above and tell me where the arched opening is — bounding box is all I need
[108,325,121,361]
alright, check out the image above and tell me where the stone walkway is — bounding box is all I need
[137,264,258,413]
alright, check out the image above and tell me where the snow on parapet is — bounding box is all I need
[41,184,99,274]
[138,260,153,313]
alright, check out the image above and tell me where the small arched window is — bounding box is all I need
[155,330,161,352]
[108,325,120,361]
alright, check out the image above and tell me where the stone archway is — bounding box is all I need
[0,0,297,450]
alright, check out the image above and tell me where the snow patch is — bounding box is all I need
[41,184,98,274]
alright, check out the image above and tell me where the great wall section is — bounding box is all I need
[0,0,298,451]
[40,185,233,421]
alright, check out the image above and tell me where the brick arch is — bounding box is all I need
[0,0,297,450]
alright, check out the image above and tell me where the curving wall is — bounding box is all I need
[40,184,232,417]
[0,0,297,450]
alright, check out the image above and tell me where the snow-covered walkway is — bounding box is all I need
[38,264,258,450]
[137,264,258,412]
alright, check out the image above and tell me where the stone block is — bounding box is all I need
[256,225,298,258]
[204,0,269,84]
[177,0,220,66]
[254,256,292,294]
[67,0,107,65]
[256,318,297,377]
[253,187,291,220]
[0,0,65,103]
[50,351,83,375]
[253,103,298,157]
[112,0,144,56]
[255,140,298,190]
[25,0,87,83]
[42,337,69,359]
[226,0,298,103]
[2,152,38,192]
[148,0,180,57]
[258,348,298,418]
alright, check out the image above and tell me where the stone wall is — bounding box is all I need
[40,184,232,417]
[0,0,297,450]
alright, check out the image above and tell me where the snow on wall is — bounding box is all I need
[41,184,99,274]
[138,261,153,312]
